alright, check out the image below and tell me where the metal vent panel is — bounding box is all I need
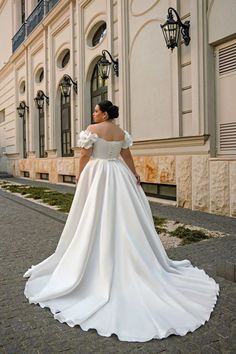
[219,43,236,75]
[220,122,236,150]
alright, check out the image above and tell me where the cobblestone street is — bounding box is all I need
[0,179,236,354]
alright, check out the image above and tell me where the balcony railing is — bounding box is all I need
[48,0,60,11]
[27,0,45,36]
[12,0,60,53]
[12,22,26,52]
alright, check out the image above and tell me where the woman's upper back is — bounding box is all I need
[87,122,125,142]
[77,122,133,159]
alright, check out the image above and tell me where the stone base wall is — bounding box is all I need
[7,154,236,217]
[15,157,80,184]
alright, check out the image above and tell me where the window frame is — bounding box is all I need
[90,65,108,124]
[21,0,26,24]
[140,182,177,201]
[92,23,107,47]
[23,112,27,158]
[38,107,45,158]
[61,93,73,157]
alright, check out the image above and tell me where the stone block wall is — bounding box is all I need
[192,155,210,212]
[133,154,236,218]
[230,162,236,217]
[176,156,192,209]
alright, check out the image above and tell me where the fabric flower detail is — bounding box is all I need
[77,130,98,149]
[122,130,133,149]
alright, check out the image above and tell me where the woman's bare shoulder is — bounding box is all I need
[86,124,97,133]
[87,123,125,139]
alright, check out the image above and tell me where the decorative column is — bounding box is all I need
[190,0,206,136]
[69,0,76,148]
[117,0,130,131]
[77,1,85,132]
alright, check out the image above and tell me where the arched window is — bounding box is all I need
[90,65,108,123]
[22,114,27,158]
[61,93,73,156]
[39,107,45,158]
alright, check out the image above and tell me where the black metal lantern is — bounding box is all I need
[17,101,29,118]
[160,7,190,51]
[34,90,49,109]
[59,74,78,97]
[97,50,119,79]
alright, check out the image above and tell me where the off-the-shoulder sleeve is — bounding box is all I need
[77,130,98,149]
[122,130,133,149]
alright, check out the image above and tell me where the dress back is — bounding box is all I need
[77,130,133,160]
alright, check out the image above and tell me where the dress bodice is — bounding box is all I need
[77,130,133,160]
[92,138,124,160]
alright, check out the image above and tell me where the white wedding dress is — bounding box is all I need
[23,130,220,342]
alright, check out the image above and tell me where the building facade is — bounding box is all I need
[0,0,236,216]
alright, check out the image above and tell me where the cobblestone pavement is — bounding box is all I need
[0,179,236,354]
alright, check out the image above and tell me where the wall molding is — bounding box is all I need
[132,135,210,150]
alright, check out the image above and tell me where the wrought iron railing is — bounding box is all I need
[12,22,26,52]
[27,0,45,36]
[47,0,60,12]
[12,0,60,52]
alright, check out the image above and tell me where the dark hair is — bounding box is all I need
[98,100,119,119]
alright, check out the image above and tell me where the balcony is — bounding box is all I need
[12,0,60,53]
[48,0,60,11]
[12,22,26,53]
[27,0,45,36]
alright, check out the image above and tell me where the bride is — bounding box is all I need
[23,100,219,342]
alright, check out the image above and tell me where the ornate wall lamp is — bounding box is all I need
[160,7,190,51]
[34,90,49,109]
[97,50,119,80]
[59,74,78,97]
[17,101,29,118]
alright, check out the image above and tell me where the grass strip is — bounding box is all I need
[169,226,211,245]
[153,216,167,233]
[1,183,73,213]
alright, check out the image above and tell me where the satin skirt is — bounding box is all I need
[23,158,219,342]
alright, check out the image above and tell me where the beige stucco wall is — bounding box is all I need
[129,1,175,140]
[208,0,236,44]
[0,65,15,154]
[0,0,12,70]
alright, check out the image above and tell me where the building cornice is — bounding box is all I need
[41,0,71,28]
[0,60,14,80]
[132,135,210,150]
[5,153,20,159]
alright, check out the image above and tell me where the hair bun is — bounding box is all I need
[107,105,119,119]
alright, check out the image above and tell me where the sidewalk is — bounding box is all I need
[0,177,236,354]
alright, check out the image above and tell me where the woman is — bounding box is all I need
[23,100,219,342]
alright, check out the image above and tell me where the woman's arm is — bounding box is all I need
[120,148,141,184]
[76,147,92,183]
